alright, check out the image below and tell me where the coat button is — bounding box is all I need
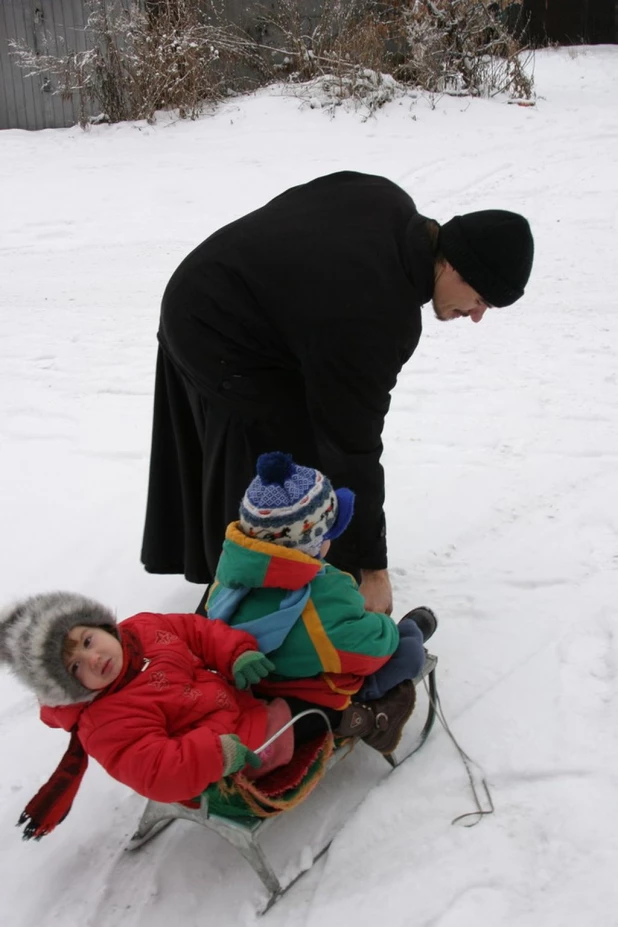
[221,380,231,390]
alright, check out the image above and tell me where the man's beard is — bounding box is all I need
[432,299,452,322]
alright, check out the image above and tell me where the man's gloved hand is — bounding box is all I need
[232,651,275,689]
[219,734,262,775]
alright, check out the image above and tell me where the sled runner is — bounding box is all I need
[127,653,438,913]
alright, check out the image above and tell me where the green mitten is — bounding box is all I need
[219,734,262,775]
[232,651,275,689]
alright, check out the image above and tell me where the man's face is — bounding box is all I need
[432,261,491,323]
[63,625,123,691]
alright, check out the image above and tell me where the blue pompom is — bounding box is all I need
[256,452,294,486]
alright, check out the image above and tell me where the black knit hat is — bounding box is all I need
[439,210,534,308]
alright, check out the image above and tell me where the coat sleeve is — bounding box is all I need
[297,318,413,570]
[143,613,259,679]
[80,703,226,803]
[310,568,400,675]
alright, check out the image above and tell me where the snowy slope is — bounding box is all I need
[1,46,617,927]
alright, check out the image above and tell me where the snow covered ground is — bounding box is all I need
[1,45,618,927]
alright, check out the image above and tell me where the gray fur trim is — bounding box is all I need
[0,592,117,706]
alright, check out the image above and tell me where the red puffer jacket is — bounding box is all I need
[40,612,269,803]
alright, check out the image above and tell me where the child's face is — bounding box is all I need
[63,626,123,691]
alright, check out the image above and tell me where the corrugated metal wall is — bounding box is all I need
[0,0,95,130]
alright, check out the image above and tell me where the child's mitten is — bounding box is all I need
[232,651,274,689]
[219,734,262,775]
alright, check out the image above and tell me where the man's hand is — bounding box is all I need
[359,568,393,615]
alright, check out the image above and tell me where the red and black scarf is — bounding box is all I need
[18,626,145,840]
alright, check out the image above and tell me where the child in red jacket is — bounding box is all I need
[0,589,427,840]
[0,594,282,839]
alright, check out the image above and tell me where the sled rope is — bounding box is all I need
[201,710,336,820]
[254,709,334,755]
[420,675,495,827]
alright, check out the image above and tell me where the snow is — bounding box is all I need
[1,45,618,926]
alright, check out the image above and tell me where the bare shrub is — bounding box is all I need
[250,1,409,115]
[253,1,385,81]
[400,1,534,99]
[130,1,265,120]
[290,70,403,119]
[10,0,534,127]
[256,0,533,103]
[10,0,263,126]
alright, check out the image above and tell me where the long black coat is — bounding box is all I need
[141,171,435,584]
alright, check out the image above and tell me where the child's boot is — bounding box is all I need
[335,679,416,755]
[360,679,416,754]
[335,701,379,739]
[399,606,437,643]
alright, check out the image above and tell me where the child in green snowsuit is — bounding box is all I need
[204,452,432,750]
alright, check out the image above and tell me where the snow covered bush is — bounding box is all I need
[9,0,262,126]
[399,1,533,98]
[9,0,533,127]
[259,0,533,104]
[291,70,404,118]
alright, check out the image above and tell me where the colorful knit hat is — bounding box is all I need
[239,452,355,558]
[0,592,117,706]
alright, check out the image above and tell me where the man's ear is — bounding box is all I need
[435,259,453,283]
[435,257,447,278]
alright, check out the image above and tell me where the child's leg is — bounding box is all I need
[357,617,425,701]
[278,687,414,760]
[282,697,343,745]
[334,676,416,754]
[245,697,342,781]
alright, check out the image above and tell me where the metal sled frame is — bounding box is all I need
[127,654,438,913]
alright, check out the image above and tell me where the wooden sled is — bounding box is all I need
[127,653,438,913]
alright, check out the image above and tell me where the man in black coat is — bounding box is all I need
[141,171,533,614]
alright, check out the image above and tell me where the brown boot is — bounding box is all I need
[335,680,416,755]
[360,680,416,755]
[335,702,379,739]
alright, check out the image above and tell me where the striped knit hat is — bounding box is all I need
[0,592,117,706]
[239,452,355,558]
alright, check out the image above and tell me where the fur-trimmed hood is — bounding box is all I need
[0,592,117,706]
